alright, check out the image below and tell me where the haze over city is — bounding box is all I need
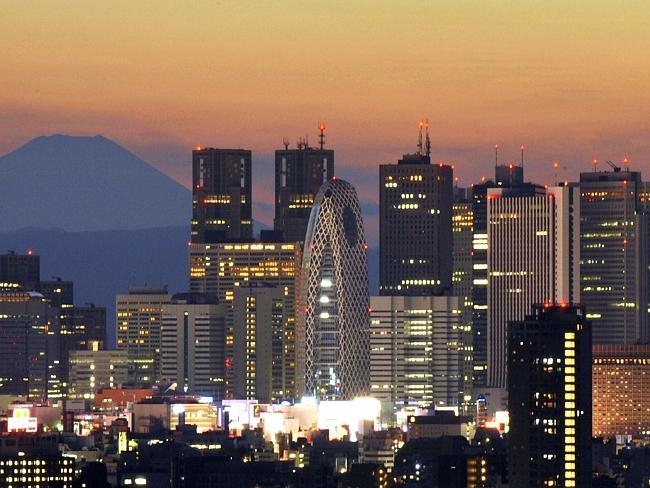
[3,1,650,232]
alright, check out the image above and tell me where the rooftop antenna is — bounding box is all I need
[305,133,309,149]
[593,158,598,172]
[494,144,499,170]
[282,137,290,150]
[424,119,431,158]
[553,161,560,186]
[520,145,525,167]
[318,122,326,150]
[416,120,424,155]
[623,156,630,171]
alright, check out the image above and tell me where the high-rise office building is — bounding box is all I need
[579,168,648,343]
[452,192,474,405]
[274,135,334,243]
[189,241,300,398]
[73,304,107,349]
[592,344,650,439]
[116,285,171,386]
[0,250,40,288]
[0,284,60,400]
[191,148,252,243]
[508,304,591,488]
[37,278,76,386]
[160,293,228,399]
[369,295,465,408]
[232,284,290,403]
[470,164,532,388]
[297,178,370,399]
[68,343,128,400]
[379,144,453,296]
[487,185,580,388]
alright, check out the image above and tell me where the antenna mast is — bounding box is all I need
[318,122,326,150]
[424,119,431,158]
[417,120,424,155]
[282,137,290,150]
[520,145,525,167]
[494,144,499,170]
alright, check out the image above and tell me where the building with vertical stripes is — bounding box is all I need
[188,241,300,398]
[160,293,228,399]
[232,284,289,403]
[487,185,580,388]
[369,295,465,409]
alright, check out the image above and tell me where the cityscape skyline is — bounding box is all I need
[3,1,650,237]
[3,2,650,486]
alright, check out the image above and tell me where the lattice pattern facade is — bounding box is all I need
[297,179,370,399]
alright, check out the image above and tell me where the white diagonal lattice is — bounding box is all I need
[296,179,370,400]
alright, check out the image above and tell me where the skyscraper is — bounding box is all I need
[487,184,580,388]
[72,304,107,349]
[0,284,60,400]
[508,304,591,488]
[232,284,290,403]
[192,148,252,243]
[0,251,40,288]
[297,178,370,400]
[37,278,75,386]
[579,168,648,343]
[470,164,531,388]
[188,241,300,398]
[369,295,465,408]
[116,285,171,386]
[452,190,474,405]
[379,139,453,296]
[274,133,334,243]
[160,293,228,399]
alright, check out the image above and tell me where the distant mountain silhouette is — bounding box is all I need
[0,134,190,231]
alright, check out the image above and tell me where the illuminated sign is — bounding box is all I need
[7,407,38,433]
[118,431,128,453]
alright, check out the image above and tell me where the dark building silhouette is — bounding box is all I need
[379,141,453,296]
[0,284,61,399]
[37,278,76,387]
[192,148,252,243]
[73,304,107,348]
[0,251,40,288]
[274,138,334,243]
[508,304,592,488]
[579,168,648,343]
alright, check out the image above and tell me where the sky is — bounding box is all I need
[2,1,650,242]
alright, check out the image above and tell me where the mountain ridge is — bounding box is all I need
[0,134,191,232]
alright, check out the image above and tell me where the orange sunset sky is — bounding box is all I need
[2,1,650,236]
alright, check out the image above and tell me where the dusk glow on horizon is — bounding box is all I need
[2,1,650,229]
